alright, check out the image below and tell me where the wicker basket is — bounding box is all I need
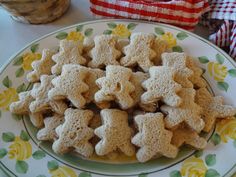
[0,0,70,24]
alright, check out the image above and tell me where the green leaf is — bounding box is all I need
[103,30,112,35]
[84,28,93,37]
[107,22,117,29]
[170,170,181,177]
[13,56,23,66]
[233,140,236,148]
[17,83,26,93]
[205,154,216,166]
[194,150,203,157]
[2,76,12,88]
[172,46,183,53]
[217,81,229,92]
[76,25,84,32]
[0,148,7,158]
[205,169,220,177]
[33,150,46,160]
[47,160,59,171]
[216,54,224,64]
[2,132,15,142]
[31,43,39,53]
[15,67,24,78]
[155,27,165,35]
[20,130,30,141]
[228,69,236,77]
[79,172,92,177]
[198,56,209,64]
[127,23,138,30]
[56,32,68,40]
[12,114,22,121]
[15,160,28,174]
[36,175,46,177]
[176,32,188,40]
[211,133,221,145]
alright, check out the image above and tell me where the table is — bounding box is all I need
[0,1,209,176]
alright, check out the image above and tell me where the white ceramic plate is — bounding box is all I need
[0,19,235,177]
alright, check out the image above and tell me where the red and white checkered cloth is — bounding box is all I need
[90,0,209,31]
[203,0,236,60]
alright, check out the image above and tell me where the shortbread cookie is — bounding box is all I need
[186,57,207,88]
[162,52,193,88]
[52,108,94,157]
[88,35,121,68]
[161,88,205,132]
[37,114,64,141]
[51,40,86,75]
[29,113,44,128]
[48,64,89,109]
[30,75,67,114]
[132,113,178,162]
[130,72,156,112]
[95,65,135,109]
[171,127,207,149]
[27,49,55,82]
[196,88,236,132]
[141,66,182,107]
[95,109,135,156]
[83,37,95,52]
[10,91,33,114]
[121,33,156,72]
[116,38,130,51]
[152,37,168,65]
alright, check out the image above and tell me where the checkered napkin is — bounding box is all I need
[90,0,209,31]
[201,0,236,60]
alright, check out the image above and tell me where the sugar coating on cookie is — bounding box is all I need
[130,72,156,112]
[48,64,89,109]
[141,66,182,107]
[161,88,205,133]
[88,35,121,68]
[30,75,67,114]
[95,109,135,156]
[162,52,193,88]
[51,40,86,75]
[27,49,55,82]
[37,114,64,141]
[52,108,94,157]
[171,127,207,149]
[95,65,135,109]
[152,37,168,65]
[132,113,178,162]
[121,33,156,72]
[186,57,207,88]
[10,91,33,114]
[196,88,236,132]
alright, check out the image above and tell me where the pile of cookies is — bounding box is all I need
[10,33,236,163]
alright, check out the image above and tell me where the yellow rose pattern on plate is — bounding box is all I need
[8,136,32,161]
[66,31,84,42]
[216,118,236,143]
[208,62,228,82]
[22,52,42,71]
[161,32,177,48]
[180,157,207,177]
[0,88,18,110]
[49,166,77,177]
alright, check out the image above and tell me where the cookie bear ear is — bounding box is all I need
[132,112,178,162]
[51,40,86,75]
[88,35,121,68]
[94,109,135,156]
[52,108,94,157]
[162,52,193,88]
[27,49,55,83]
[94,65,135,110]
[120,33,156,72]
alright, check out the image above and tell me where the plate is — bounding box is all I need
[0,19,235,177]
